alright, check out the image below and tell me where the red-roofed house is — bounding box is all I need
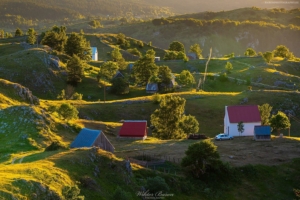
[224,105,261,137]
[118,120,147,140]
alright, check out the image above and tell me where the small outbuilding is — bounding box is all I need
[146,83,158,93]
[118,120,147,140]
[254,125,271,141]
[70,128,114,152]
[91,47,98,61]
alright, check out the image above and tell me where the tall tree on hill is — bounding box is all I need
[65,32,91,61]
[15,28,23,37]
[41,26,67,51]
[169,41,185,53]
[244,48,256,57]
[263,51,273,63]
[133,49,158,85]
[158,65,172,85]
[270,111,291,135]
[66,55,85,85]
[179,70,195,86]
[189,43,202,58]
[0,30,4,38]
[111,48,127,70]
[151,95,186,139]
[26,28,36,45]
[97,61,119,81]
[273,45,294,59]
[258,103,273,125]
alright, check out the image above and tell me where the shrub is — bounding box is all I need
[72,92,83,100]
[62,185,84,200]
[57,103,79,121]
[146,176,169,193]
[45,141,65,151]
[112,186,132,200]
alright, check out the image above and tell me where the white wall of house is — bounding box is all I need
[224,108,261,137]
[91,47,98,61]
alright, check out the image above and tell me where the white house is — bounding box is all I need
[224,105,261,137]
[91,47,98,61]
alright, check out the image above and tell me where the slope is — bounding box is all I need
[0,47,66,99]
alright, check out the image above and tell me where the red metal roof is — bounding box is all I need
[119,121,147,137]
[227,105,261,123]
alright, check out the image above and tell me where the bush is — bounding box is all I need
[146,176,169,193]
[151,93,162,104]
[57,103,79,121]
[45,141,65,151]
[112,186,132,200]
[72,92,83,100]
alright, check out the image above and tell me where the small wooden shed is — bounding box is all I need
[70,128,114,152]
[254,126,271,141]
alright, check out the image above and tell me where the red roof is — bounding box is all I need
[119,121,147,137]
[227,105,261,123]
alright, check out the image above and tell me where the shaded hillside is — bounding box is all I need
[98,10,300,57]
[176,7,300,26]
[140,0,300,13]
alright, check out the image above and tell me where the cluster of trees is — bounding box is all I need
[258,103,291,135]
[40,26,92,85]
[163,41,203,61]
[88,20,102,28]
[152,17,300,31]
[151,95,199,139]
[262,45,295,63]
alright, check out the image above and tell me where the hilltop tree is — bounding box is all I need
[89,20,102,28]
[151,95,186,139]
[263,51,274,63]
[258,103,273,125]
[237,121,244,136]
[15,28,23,37]
[26,28,36,45]
[111,77,129,95]
[133,49,158,85]
[179,70,195,86]
[116,33,126,45]
[111,48,127,70]
[65,32,91,61]
[169,41,185,53]
[97,61,119,81]
[0,30,5,38]
[181,140,221,178]
[179,115,199,136]
[41,26,67,51]
[225,62,233,73]
[66,55,85,85]
[270,111,291,135]
[189,43,202,58]
[273,45,293,59]
[244,48,256,57]
[158,65,172,85]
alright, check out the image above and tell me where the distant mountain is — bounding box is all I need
[98,7,300,57]
[139,0,300,14]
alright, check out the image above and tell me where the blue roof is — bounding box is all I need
[70,128,101,148]
[254,126,271,135]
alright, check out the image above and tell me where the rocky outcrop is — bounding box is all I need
[0,79,40,105]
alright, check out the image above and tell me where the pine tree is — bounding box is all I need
[66,55,85,84]
[65,32,91,61]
